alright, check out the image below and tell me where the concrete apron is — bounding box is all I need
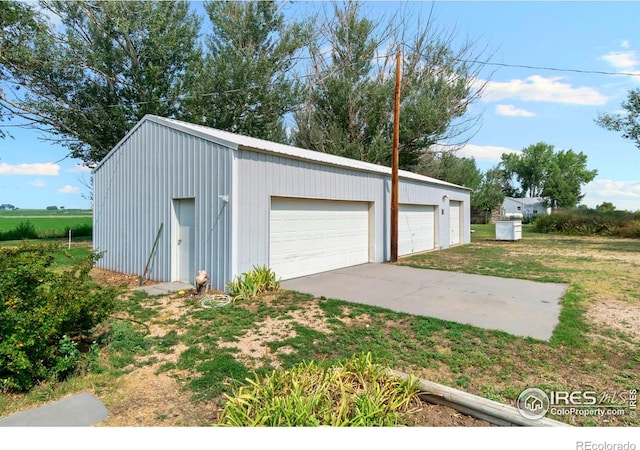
[282,263,568,341]
[131,281,193,296]
[0,393,108,427]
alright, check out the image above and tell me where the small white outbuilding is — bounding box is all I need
[93,115,471,290]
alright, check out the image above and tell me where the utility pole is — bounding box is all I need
[390,45,401,263]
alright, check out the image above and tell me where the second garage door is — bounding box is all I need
[269,197,370,280]
[399,204,436,256]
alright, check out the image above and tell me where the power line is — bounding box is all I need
[450,58,640,77]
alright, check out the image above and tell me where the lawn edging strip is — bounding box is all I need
[389,369,571,427]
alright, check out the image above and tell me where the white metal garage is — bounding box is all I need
[93,115,471,290]
[398,204,436,256]
[450,201,461,246]
[269,197,370,280]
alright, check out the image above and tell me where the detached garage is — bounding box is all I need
[93,115,470,290]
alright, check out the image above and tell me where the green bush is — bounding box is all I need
[0,221,39,240]
[0,243,119,391]
[533,210,640,237]
[0,220,93,241]
[226,265,280,301]
[218,353,420,426]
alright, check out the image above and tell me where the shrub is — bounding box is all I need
[0,243,119,391]
[226,265,280,301]
[533,210,640,238]
[0,221,93,241]
[0,221,39,241]
[218,352,420,426]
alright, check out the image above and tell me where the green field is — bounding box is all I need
[0,209,92,217]
[0,210,93,239]
[0,217,92,234]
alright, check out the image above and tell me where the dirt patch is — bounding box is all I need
[97,365,217,426]
[586,299,640,342]
[219,300,333,368]
[407,401,496,426]
[91,268,159,289]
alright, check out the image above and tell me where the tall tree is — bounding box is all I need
[472,166,507,211]
[596,88,640,150]
[501,143,555,198]
[0,0,201,166]
[184,1,311,142]
[418,152,482,190]
[295,2,490,172]
[542,149,597,208]
[500,142,597,208]
[0,1,47,138]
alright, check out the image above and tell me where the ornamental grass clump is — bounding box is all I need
[218,352,420,426]
[226,265,280,302]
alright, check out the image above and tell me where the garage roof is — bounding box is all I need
[95,114,470,191]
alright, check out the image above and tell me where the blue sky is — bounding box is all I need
[1,1,639,211]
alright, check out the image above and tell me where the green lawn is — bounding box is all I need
[0,217,92,235]
[1,227,638,427]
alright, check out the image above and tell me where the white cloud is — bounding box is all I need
[58,185,80,194]
[621,40,631,49]
[29,179,47,188]
[67,164,92,173]
[458,144,520,162]
[601,50,639,71]
[477,75,608,105]
[0,162,60,176]
[495,104,536,117]
[582,179,640,211]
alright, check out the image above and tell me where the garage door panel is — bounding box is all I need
[398,204,435,256]
[270,198,369,280]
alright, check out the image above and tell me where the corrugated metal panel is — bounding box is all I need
[234,149,387,276]
[101,115,468,190]
[234,150,471,276]
[93,120,232,290]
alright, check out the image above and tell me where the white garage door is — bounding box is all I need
[269,197,370,280]
[450,201,461,246]
[399,204,435,256]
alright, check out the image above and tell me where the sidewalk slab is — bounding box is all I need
[0,392,108,427]
[132,281,193,296]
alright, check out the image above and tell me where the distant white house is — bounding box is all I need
[501,197,551,220]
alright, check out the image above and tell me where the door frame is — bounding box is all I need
[449,200,462,246]
[268,196,373,280]
[171,198,196,283]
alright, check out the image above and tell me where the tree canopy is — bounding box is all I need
[596,88,640,150]
[500,142,597,209]
[183,0,311,142]
[0,0,201,165]
[1,0,490,169]
[293,1,490,172]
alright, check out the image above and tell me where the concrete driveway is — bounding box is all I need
[281,264,569,341]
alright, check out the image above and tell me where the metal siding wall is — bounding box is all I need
[233,151,471,275]
[93,121,232,290]
[235,150,387,276]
